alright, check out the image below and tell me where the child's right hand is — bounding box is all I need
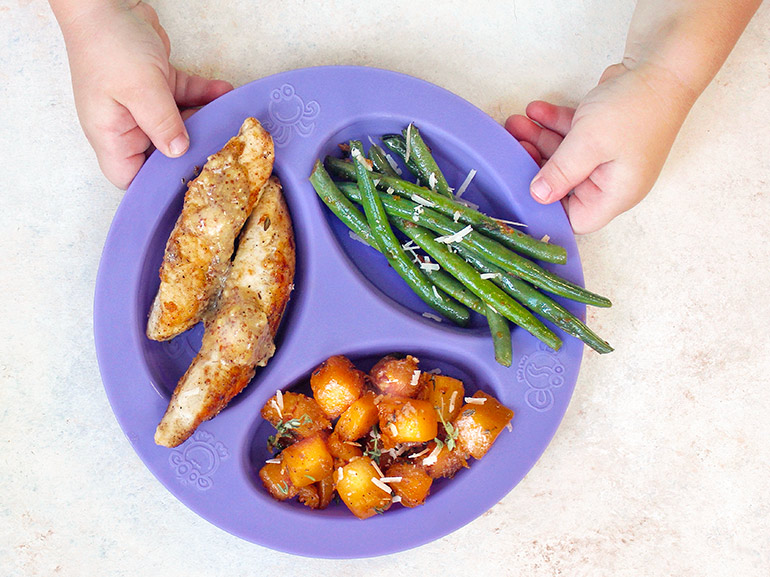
[53,1,233,189]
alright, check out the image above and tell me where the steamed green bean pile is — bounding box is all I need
[309,124,613,366]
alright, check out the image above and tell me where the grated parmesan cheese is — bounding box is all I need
[371,477,392,494]
[371,460,385,479]
[455,198,479,210]
[428,172,438,190]
[385,153,403,175]
[408,446,431,459]
[271,399,283,420]
[405,123,413,163]
[465,396,487,405]
[455,169,477,198]
[453,211,462,223]
[449,390,458,414]
[338,466,344,480]
[540,234,551,243]
[388,423,399,437]
[493,217,528,227]
[348,230,369,246]
[410,370,421,391]
[505,422,513,432]
[265,458,282,465]
[435,225,473,244]
[275,389,284,410]
[419,260,440,272]
[422,312,443,323]
[379,477,403,484]
[479,272,501,280]
[422,443,443,467]
[410,194,435,208]
[392,495,403,504]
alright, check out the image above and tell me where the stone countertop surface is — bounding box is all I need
[2,1,768,575]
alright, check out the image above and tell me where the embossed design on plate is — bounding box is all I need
[264,83,320,146]
[168,430,229,491]
[517,343,565,412]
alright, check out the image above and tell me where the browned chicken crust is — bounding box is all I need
[146,117,274,341]
[155,177,295,447]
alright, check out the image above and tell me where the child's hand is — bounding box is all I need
[505,62,693,234]
[54,1,233,189]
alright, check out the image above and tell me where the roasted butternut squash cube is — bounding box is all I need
[297,473,335,510]
[418,440,470,479]
[310,355,366,419]
[281,432,334,488]
[377,397,438,444]
[316,474,336,510]
[258,460,297,501]
[454,391,514,459]
[261,391,331,451]
[335,456,392,519]
[297,484,320,509]
[326,430,363,467]
[335,391,379,441]
[384,462,432,508]
[417,373,465,423]
[369,354,422,397]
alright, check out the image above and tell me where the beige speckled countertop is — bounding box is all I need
[2,1,769,575]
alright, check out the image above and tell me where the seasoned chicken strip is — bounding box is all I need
[155,177,295,447]
[147,117,274,341]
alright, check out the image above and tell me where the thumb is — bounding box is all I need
[529,127,603,205]
[119,68,189,158]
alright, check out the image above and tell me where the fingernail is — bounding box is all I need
[531,177,551,201]
[169,134,189,157]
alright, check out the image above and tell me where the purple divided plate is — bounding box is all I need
[93,66,584,558]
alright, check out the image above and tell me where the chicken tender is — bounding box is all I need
[155,177,295,447]
[147,117,274,341]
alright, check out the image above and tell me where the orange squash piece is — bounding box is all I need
[310,355,366,419]
[454,391,513,460]
[281,432,334,489]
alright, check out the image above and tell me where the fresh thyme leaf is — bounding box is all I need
[364,423,382,464]
[277,481,289,495]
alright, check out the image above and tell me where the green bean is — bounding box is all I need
[368,143,401,178]
[422,267,487,316]
[456,246,614,354]
[349,141,470,327]
[390,218,561,351]
[309,160,377,248]
[324,155,568,265]
[324,155,358,181]
[402,124,453,198]
[337,181,611,308]
[377,174,568,265]
[485,305,512,367]
[381,135,422,179]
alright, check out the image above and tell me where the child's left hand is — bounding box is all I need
[505,62,694,234]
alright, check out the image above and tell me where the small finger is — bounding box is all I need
[529,129,603,204]
[118,68,189,158]
[518,140,543,166]
[525,101,575,137]
[172,69,233,108]
[505,114,564,160]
